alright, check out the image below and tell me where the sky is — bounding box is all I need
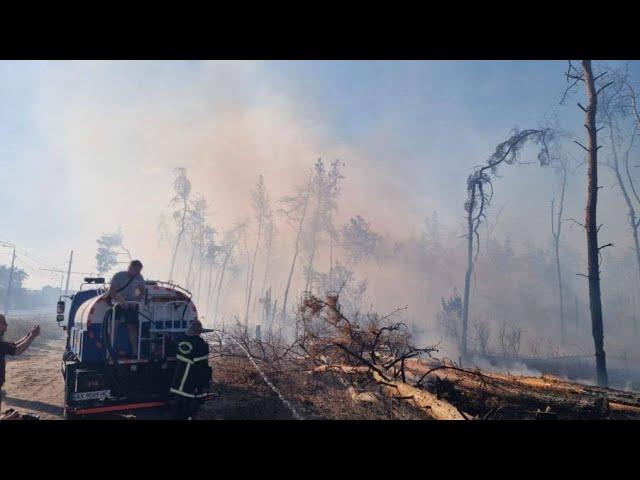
[1,60,639,291]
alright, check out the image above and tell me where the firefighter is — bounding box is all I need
[169,320,211,419]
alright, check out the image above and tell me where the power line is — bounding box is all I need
[0,238,60,272]
[16,255,45,271]
[16,248,59,271]
[0,235,78,273]
[0,237,100,293]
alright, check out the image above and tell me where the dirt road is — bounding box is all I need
[3,337,65,419]
[2,335,297,420]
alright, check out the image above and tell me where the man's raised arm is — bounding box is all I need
[14,325,40,355]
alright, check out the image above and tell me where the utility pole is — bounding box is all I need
[64,250,73,296]
[4,247,16,316]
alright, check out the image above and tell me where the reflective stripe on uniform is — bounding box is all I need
[176,354,194,365]
[177,355,207,364]
[170,388,195,398]
[170,388,209,399]
[178,362,192,391]
[172,340,210,400]
[178,341,193,355]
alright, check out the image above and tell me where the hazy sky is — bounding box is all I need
[1,60,638,290]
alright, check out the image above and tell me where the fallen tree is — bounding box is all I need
[404,358,640,419]
[206,293,640,420]
[312,364,466,419]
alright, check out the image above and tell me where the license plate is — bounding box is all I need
[72,389,111,401]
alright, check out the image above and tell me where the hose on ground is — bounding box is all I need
[208,329,304,421]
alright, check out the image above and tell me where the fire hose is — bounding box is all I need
[208,329,305,421]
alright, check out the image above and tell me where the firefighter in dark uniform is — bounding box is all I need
[169,320,211,419]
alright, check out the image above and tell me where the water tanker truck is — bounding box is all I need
[56,277,213,419]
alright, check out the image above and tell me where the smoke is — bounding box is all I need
[27,62,422,276]
[5,60,640,373]
[467,356,542,378]
[24,62,432,312]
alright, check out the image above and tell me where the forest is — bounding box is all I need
[88,61,640,396]
[4,59,640,420]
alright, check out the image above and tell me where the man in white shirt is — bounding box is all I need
[106,260,145,357]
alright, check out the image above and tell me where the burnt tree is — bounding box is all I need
[279,176,312,324]
[564,60,612,387]
[168,167,192,283]
[551,159,568,344]
[583,61,610,388]
[462,128,554,358]
[245,175,270,326]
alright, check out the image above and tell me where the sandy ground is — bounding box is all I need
[2,337,66,419]
[1,336,297,420]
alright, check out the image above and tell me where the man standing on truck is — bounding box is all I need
[169,320,211,419]
[0,314,40,418]
[105,260,145,358]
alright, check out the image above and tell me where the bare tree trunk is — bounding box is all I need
[214,252,232,323]
[245,216,263,326]
[303,188,324,294]
[632,226,640,298]
[258,225,274,320]
[213,231,241,323]
[242,228,251,329]
[281,241,301,323]
[461,184,476,358]
[582,59,608,388]
[303,234,317,295]
[281,191,310,324]
[607,114,640,306]
[633,287,638,335]
[304,240,317,294]
[551,168,567,344]
[260,234,272,303]
[211,266,221,310]
[196,239,205,301]
[460,129,551,359]
[623,81,640,337]
[329,234,333,291]
[185,241,197,291]
[554,234,565,344]
[206,260,215,318]
[168,199,188,282]
[261,287,268,325]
